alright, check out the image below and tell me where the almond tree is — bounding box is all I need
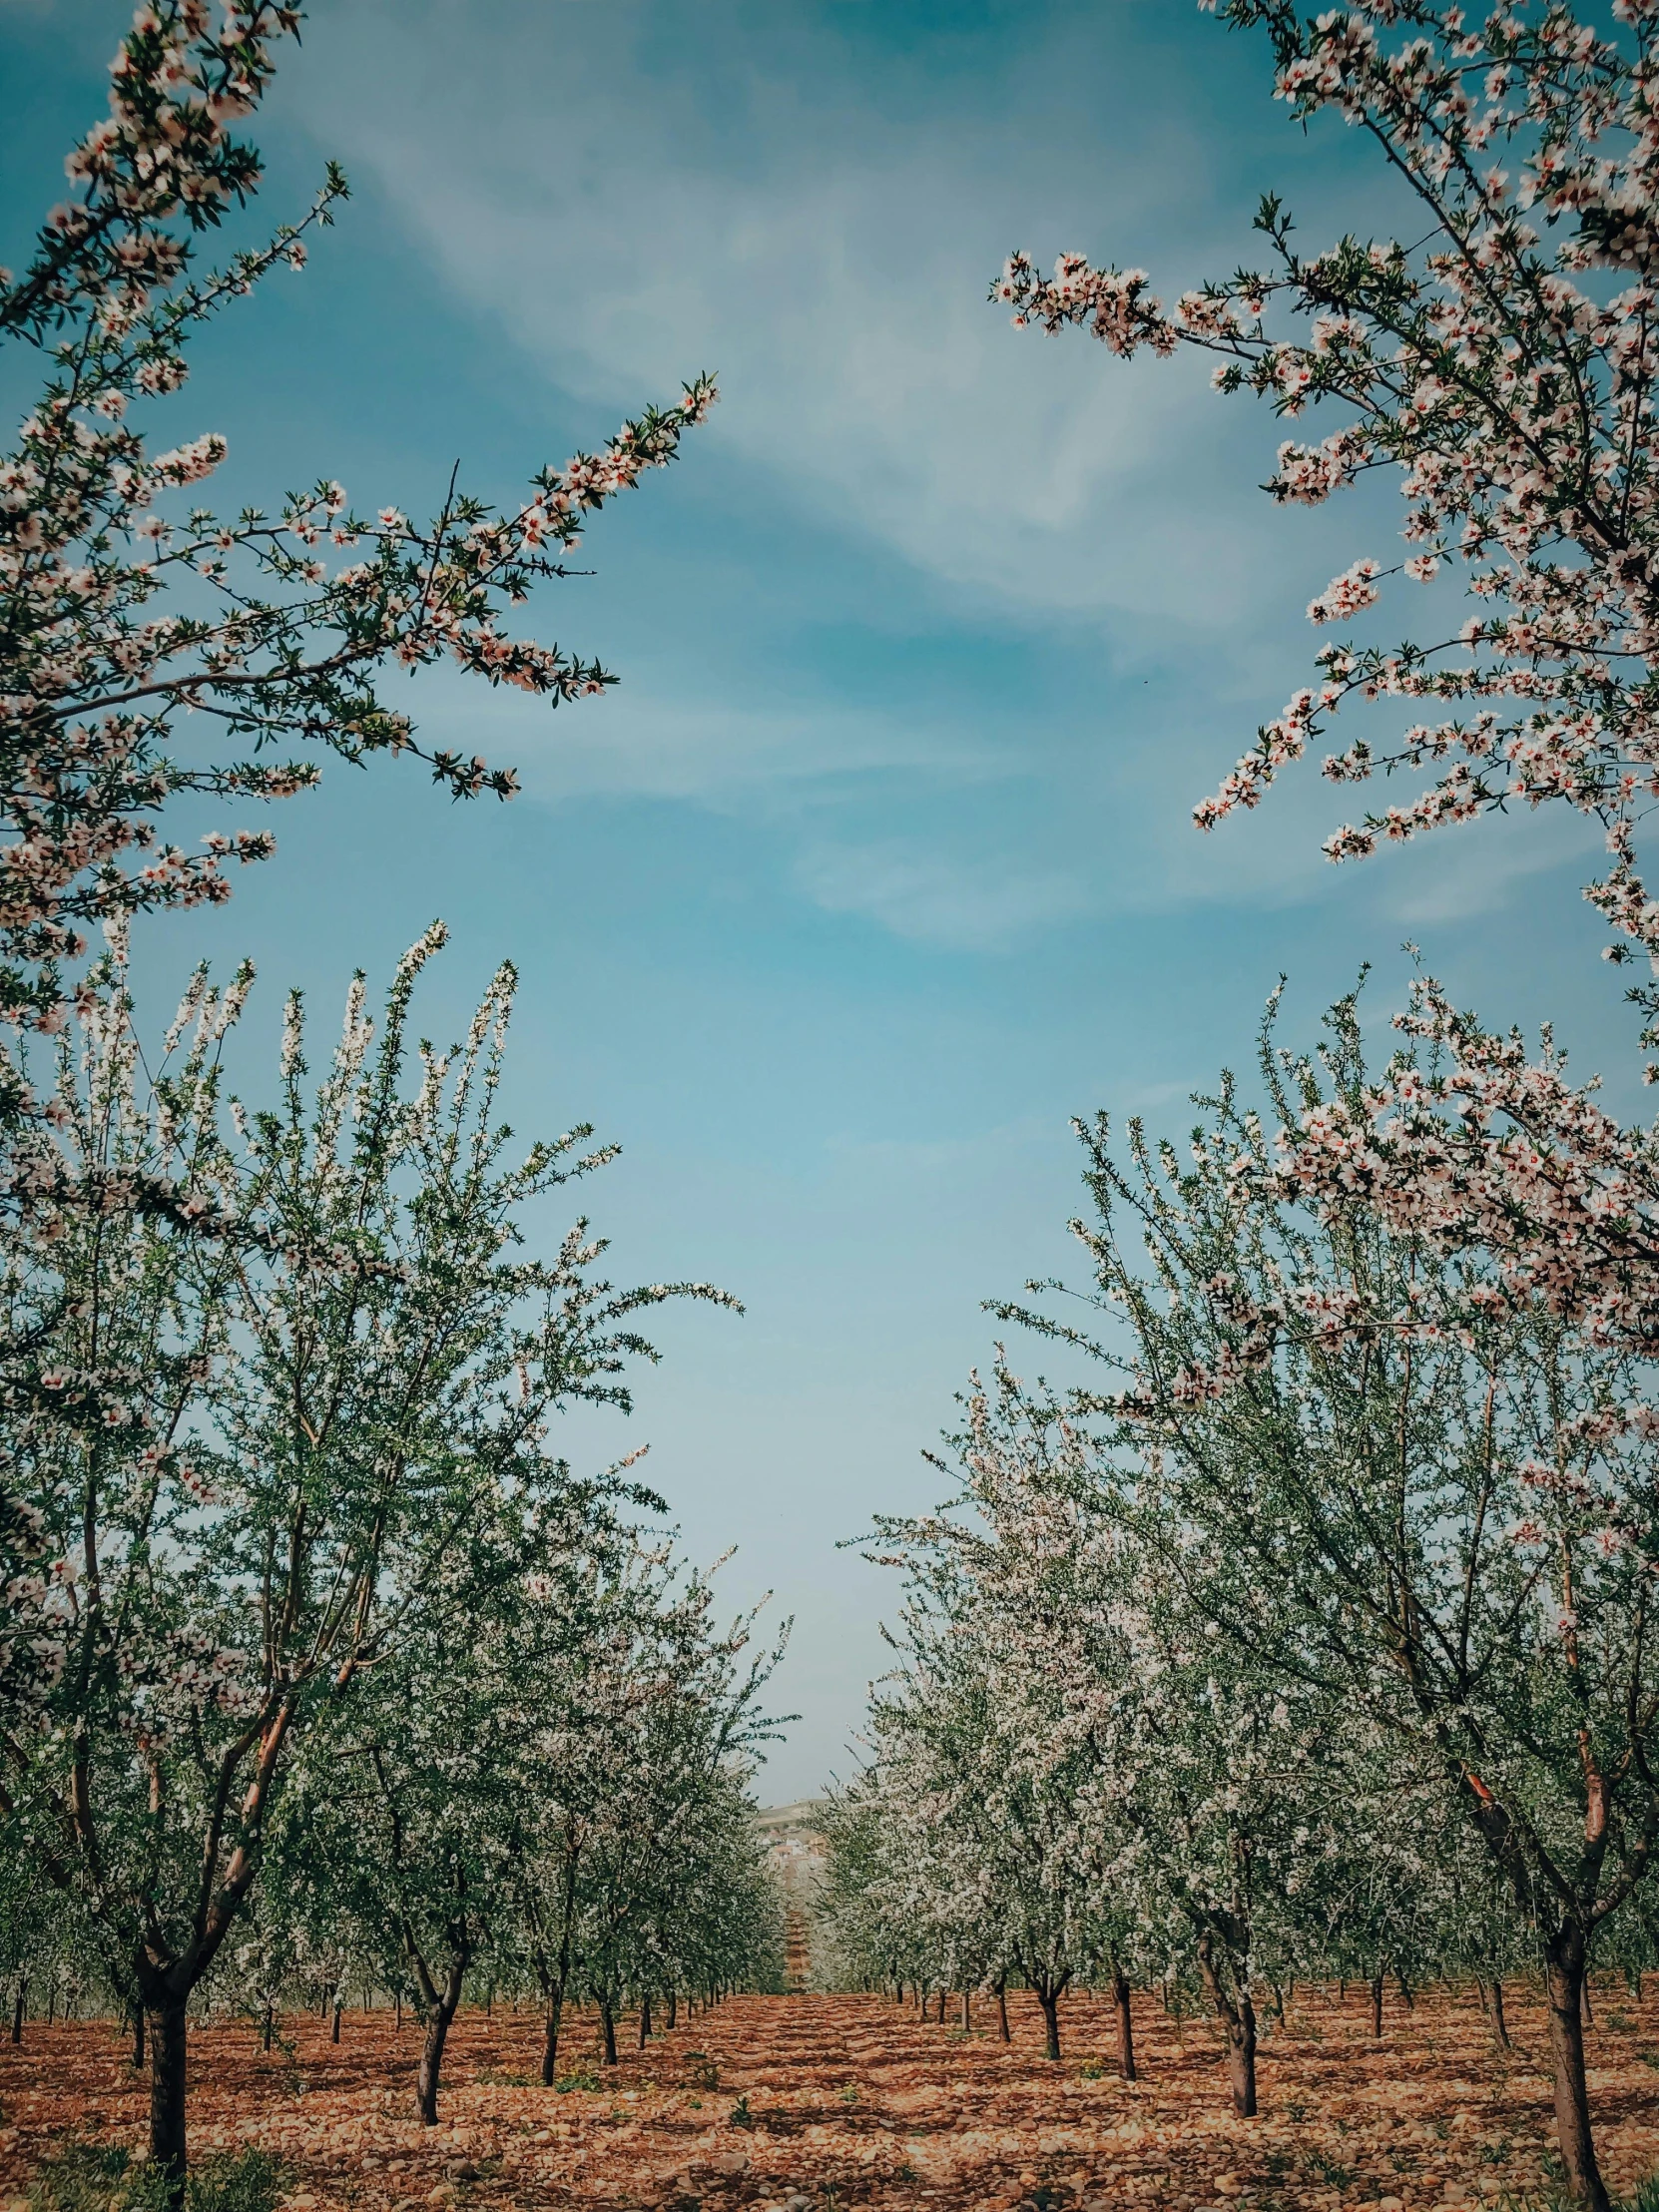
[828,1710,1054,2034]
[852,1378,1233,2068]
[1000,994,1659,2204]
[857,1414,1112,2060]
[275,1832,370,2046]
[297,1496,584,2125]
[494,1541,670,2085]
[832,1353,1542,2102]
[1285,1736,1491,2037]
[0,1837,66,2047]
[301,1517,782,2114]
[1107,1581,1328,2117]
[567,1573,785,2059]
[653,1788,788,2019]
[818,1793,933,2004]
[877,1367,1338,2105]
[0,930,725,2201]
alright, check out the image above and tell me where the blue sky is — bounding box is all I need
[0,0,1636,1800]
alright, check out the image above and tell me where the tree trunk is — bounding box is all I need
[1543,1933,1609,2211]
[1196,1935,1256,2119]
[414,1954,466,2128]
[1396,1971,1414,2011]
[147,1991,190,2212]
[1224,1999,1258,2118]
[995,1983,1010,2042]
[1371,1968,1383,2038]
[1034,1983,1062,2062]
[10,1985,21,2043]
[1112,1966,1137,2082]
[959,1990,970,2031]
[667,1989,678,2028]
[599,1991,618,2066]
[1488,1976,1511,2051]
[395,1989,402,2031]
[262,2004,274,2053]
[416,2008,453,2127]
[639,1993,653,2046]
[330,1998,341,2044]
[540,1991,565,2087]
[132,2003,146,2070]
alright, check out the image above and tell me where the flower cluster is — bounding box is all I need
[1275,974,1659,1349]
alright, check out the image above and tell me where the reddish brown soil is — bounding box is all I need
[5,1984,1659,2210]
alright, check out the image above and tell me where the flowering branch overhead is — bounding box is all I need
[996,2,1659,1028]
[0,0,716,1031]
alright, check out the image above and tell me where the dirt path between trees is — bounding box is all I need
[7,1984,1659,2210]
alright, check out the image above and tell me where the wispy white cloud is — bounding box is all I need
[795,837,1091,949]
[272,0,1581,957]
[400,663,1005,805]
[286,0,1340,627]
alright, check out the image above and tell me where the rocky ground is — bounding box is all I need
[5,1983,1659,2210]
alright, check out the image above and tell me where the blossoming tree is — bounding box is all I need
[240,1511,782,2114]
[0,930,731,2199]
[850,1365,1335,2107]
[995,994,1659,2204]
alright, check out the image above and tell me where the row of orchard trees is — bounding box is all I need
[824,991,1659,2178]
[9,1561,782,2083]
[0,5,772,2210]
[0,934,788,2132]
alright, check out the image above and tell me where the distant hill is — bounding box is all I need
[754,1798,828,1837]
